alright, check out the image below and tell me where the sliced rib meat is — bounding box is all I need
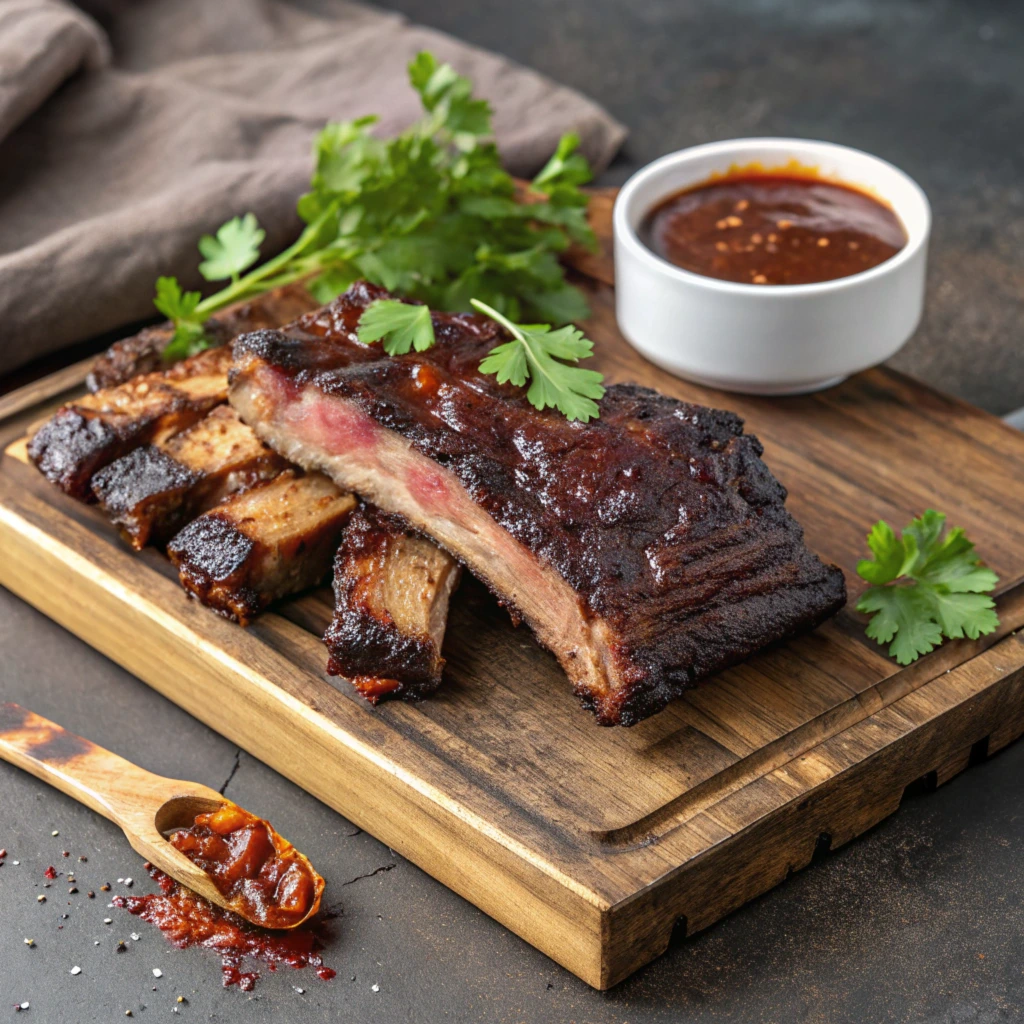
[167,471,355,625]
[90,406,287,549]
[229,281,847,726]
[28,346,233,500]
[326,504,461,704]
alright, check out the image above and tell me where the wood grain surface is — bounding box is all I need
[1,196,1023,989]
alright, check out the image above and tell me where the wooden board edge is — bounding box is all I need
[0,356,94,424]
[598,632,1024,987]
[0,496,612,990]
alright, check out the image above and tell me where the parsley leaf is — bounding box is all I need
[197,213,265,282]
[357,299,436,355]
[153,275,201,324]
[152,51,596,358]
[471,299,605,422]
[856,510,999,664]
[154,276,209,360]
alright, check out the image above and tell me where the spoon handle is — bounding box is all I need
[0,702,169,829]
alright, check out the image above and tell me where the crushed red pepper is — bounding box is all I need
[114,864,336,992]
[168,803,323,929]
[640,173,906,286]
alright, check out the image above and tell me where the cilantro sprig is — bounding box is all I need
[856,510,999,664]
[154,51,596,361]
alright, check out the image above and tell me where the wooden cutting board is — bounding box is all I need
[2,191,1024,990]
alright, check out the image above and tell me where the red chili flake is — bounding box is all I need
[0,849,7,858]
[44,866,57,880]
[78,856,87,863]
[62,851,70,858]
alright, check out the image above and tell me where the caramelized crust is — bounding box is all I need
[229,281,847,725]
[91,407,287,549]
[167,471,355,624]
[326,505,461,703]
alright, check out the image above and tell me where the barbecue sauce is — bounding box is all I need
[114,865,336,992]
[640,171,906,286]
[168,802,323,929]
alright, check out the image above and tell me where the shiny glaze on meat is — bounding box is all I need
[230,282,846,725]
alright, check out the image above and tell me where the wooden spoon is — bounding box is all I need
[0,702,322,928]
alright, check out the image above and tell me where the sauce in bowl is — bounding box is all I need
[640,173,906,286]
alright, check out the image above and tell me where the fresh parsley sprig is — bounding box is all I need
[356,299,435,356]
[472,300,605,422]
[154,51,597,362]
[856,510,999,664]
[355,297,605,422]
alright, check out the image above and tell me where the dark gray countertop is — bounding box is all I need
[3,1,1023,1021]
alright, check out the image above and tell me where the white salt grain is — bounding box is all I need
[131,933,140,941]
[70,966,81,975]
[371,983,380,993]
[152,968,163,978]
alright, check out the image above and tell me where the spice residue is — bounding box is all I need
[113,865,335,992]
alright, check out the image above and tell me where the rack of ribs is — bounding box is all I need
[325,504,462,703]
[229,281,847,726]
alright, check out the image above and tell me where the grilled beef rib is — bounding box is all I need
[167,470,355,624]
[28,346,232,500]
[91,406,287,549]
[326,504,462,703]
[229,282,847,726]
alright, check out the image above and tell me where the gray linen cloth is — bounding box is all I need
[0,0,626,378]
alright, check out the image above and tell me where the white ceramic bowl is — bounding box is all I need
[613,138,931,395]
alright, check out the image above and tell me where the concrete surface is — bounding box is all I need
[3,1,1024,1021]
